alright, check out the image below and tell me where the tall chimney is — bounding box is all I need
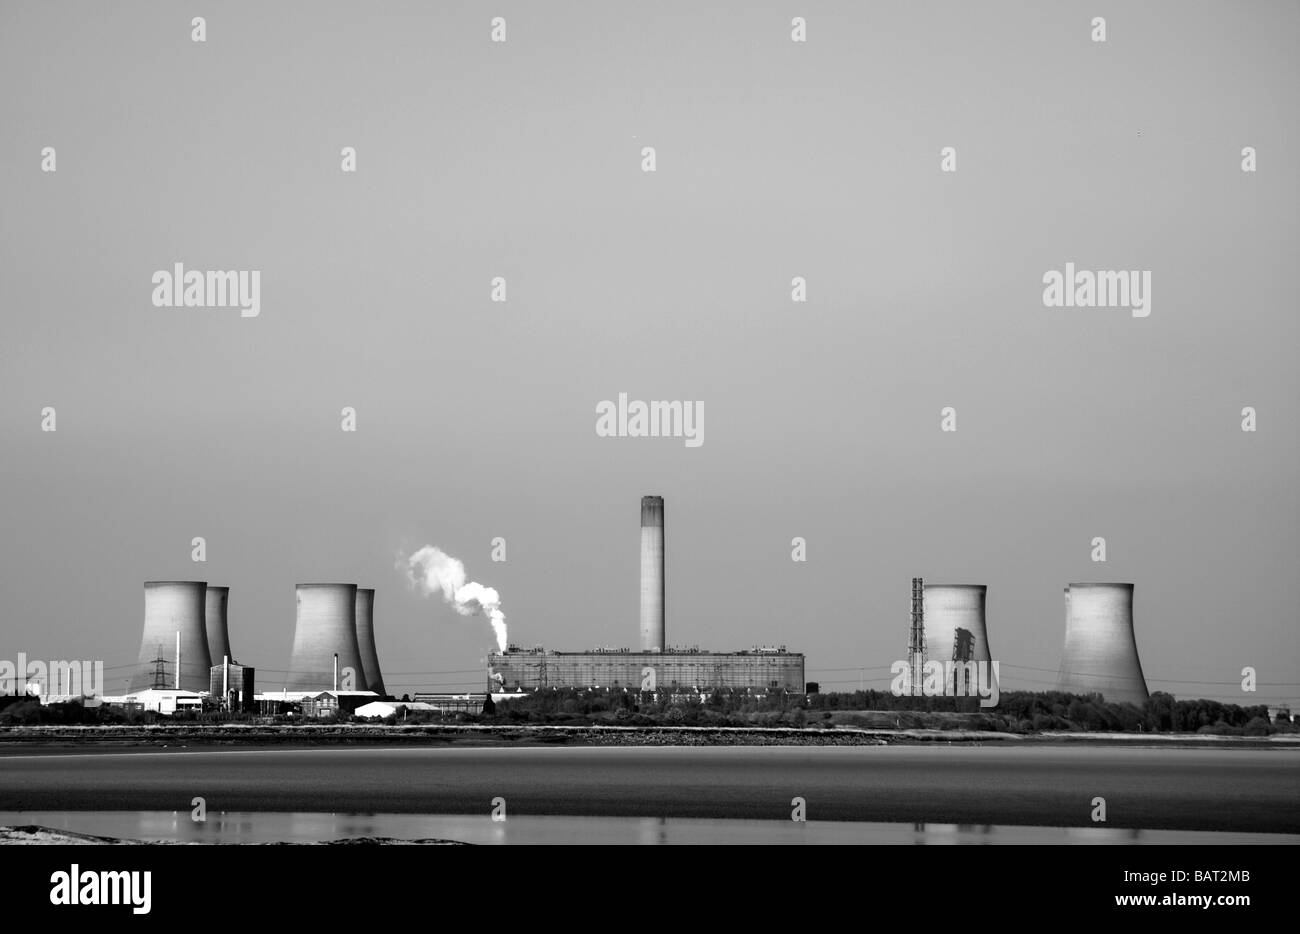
[640,495,665,652]
[223,654,229,708]
[333,653,339,692]
[174,631,181,690]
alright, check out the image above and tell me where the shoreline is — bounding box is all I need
[1,723,1297,753]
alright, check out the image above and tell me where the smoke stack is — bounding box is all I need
[640,495,665,652]
[286,583,367,692]
[205,586,233,667]
[175,631,181,690]
[354,588,387,696]
[1056,583,1149,706]
[223,654,229,706]
[128,582,212,693]
[333,653,339,692]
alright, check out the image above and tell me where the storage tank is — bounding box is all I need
[127,581,213,692]
[1056,583,1149,706]
[286,583,367,692]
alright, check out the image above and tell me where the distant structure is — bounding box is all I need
[489,494,804,693]
[490,645,805,693]
[127,581,212,693]
[204,585,233,664]
[923,584,995,696]
[209,657,255,712]
[285,583,367,692]
[907,577,926,696]
[1056,583,1149,706]
[354,587,387,696]
[923,584,994,663]
[640,495,665,652]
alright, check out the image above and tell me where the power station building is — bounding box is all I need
[209,660,255,712]
[285,583,370,693]
[127,581,213,693]
[488,495,805,693]
[1056,582,1150,706]
[489,645,805,692]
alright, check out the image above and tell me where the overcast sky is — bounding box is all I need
[1,1,1295,703]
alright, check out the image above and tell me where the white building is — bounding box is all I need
[354,701,437,719]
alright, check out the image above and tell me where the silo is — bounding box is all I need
[205,586,233,664]
[127,581,213,692]
[1056,583,1149,706]
[354,587,387,696]
[286,583,367,692]
[640,495,665,652]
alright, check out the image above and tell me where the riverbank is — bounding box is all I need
[1,722,1297,752]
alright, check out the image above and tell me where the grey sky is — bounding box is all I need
[1,1,1295,702]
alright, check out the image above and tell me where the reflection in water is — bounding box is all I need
[0,811,1290,845]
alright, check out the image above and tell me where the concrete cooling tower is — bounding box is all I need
[286,583,367,692]
[640,495,665,652]
[354,587,387,696]
[127,581,213,692]
[205,586,233,663]
[1056,583,1149,706]
[922,584,994,665]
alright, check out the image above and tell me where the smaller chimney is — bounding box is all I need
[333,653,339,692]
[223,654,229,709]
[175,631,181,690]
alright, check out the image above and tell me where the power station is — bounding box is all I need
[286,583,369,692]
[204,586,233,665]
[108,504,1163,714]
[127,581,213,693]
[489,495,806,693]
[1055,583,1150,706]
[354,587,387,696]
[920,582,998,696]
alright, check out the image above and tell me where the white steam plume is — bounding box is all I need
[403,545,508,652]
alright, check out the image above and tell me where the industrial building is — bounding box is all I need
[1055,582,1150,706]
[300,690,379,718]
[285,583,370,693]
[355,587,387,696]
[209,658,255,712]
[922,584,994,666]
[489,645,805,692]
[488,495,805,693]
[127,581,213,693]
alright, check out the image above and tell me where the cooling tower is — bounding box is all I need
[922,585,994,666]
[286,583,367,692]
[205,586,233,664]
[640,495,665,652]
[127,581,213,693]
[354,587,387,696]
[1056,583,1149,706]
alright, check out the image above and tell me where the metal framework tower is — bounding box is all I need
[908,577,926,696]
[149,645,169,690]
